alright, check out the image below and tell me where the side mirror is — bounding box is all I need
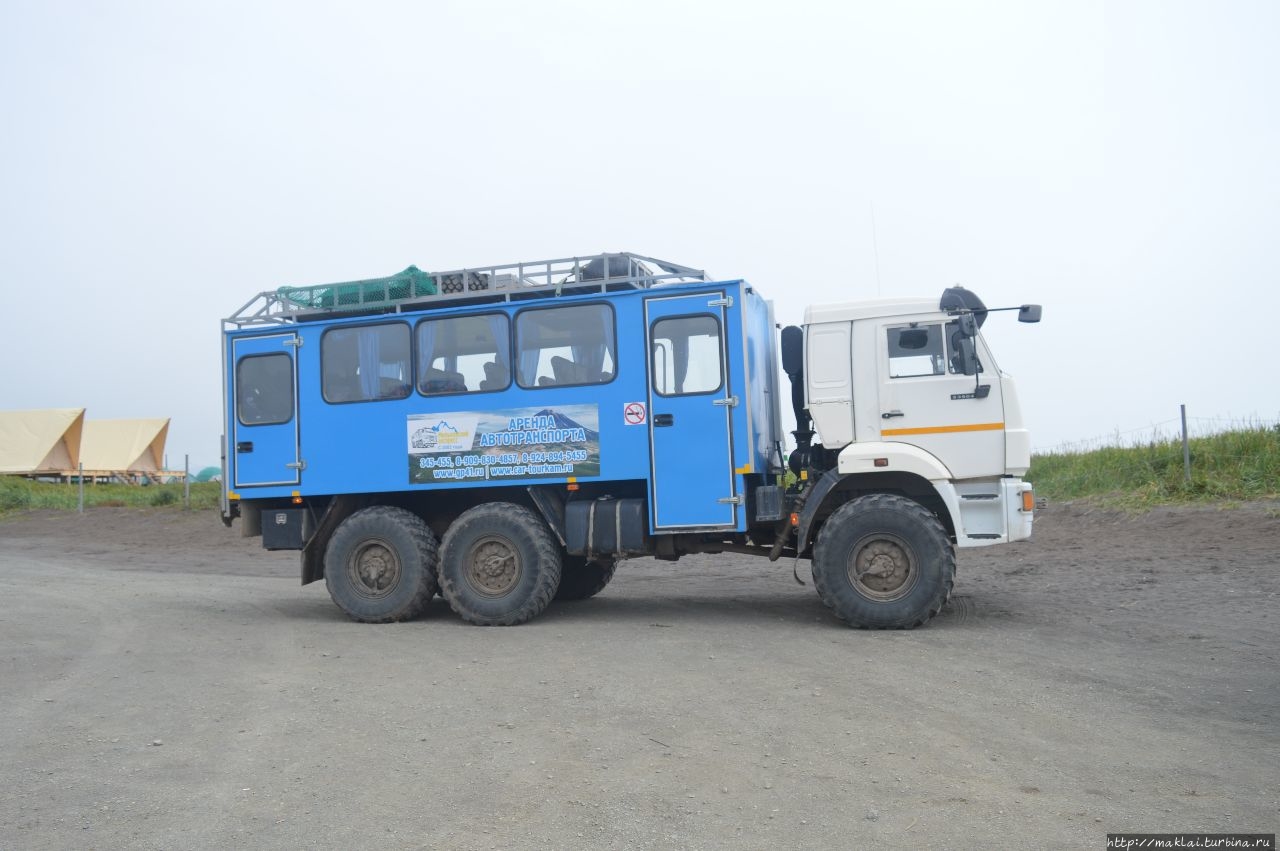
[1018,304,1042,323]
[956,313,978,338]
[955,336,979,376]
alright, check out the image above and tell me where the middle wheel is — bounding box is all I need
[438,502,562,626]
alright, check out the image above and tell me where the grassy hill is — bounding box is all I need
[1028,425,1280,508]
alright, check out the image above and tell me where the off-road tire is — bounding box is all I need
[810,493,954,629]
[325,506,439,623]
[438,503,562,625]
[554,556,617,601]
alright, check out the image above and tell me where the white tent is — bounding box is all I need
[77,418,170,477]
[0,408,85,475]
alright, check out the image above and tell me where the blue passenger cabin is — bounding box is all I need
[223,253,785,539]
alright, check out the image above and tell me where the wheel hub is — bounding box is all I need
[848,536,917,601]
[349,540,401,599]
[466,536,521,597]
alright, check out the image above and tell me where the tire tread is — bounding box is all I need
[811,493,955,629]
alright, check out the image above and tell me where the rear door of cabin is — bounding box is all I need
[231,332,301,488]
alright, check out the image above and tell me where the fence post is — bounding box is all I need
[1181,404,1191,484]
[184,454,190,509]
[78,463,84,513]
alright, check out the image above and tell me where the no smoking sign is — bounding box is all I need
[623,402,646,426]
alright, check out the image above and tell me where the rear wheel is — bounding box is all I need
[810,493,954,629]
[438,503,562,625]
[554,556,617,601]
[324,506,439,623]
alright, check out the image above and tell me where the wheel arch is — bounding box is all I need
[796,469,961,555]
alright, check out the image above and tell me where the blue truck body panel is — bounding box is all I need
[224,277,781,535]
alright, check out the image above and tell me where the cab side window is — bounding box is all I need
[886,324,946,378]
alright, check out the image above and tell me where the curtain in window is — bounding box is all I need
[357,328,382,399]
[673,333,690,394]
[417,322,437,389]
[485,314,509,369]
[516,316,540,385]
[570,307,610,380]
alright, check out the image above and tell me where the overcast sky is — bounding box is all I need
[2,0,1277,468]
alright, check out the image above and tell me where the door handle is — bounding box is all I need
[881,411,905,419]
[653,414,674,427]
[236,441,254,453]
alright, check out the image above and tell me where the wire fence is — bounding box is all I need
[1038,410,1280,456]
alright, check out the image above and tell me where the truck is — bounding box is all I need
[221,251,1040,629]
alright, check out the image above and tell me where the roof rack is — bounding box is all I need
[224,252,708,328]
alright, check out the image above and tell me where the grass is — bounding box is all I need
[4,426,1278,517]
[0,478,223,516]
[1027,425,1280,510]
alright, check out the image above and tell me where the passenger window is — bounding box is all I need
[515,304,616,388]
[887,324,946,378]
[417,313,510,395]
[321,323,412,403]
[651,315,722,396]
[237,353,294,425]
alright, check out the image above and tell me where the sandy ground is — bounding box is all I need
[0,502,1277,849]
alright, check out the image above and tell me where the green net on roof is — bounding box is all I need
[277,265,437,309]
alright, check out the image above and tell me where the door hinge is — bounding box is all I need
[707,296,733,308]
[713,396,739,407]
[284,337,303,348]
[717,495,743,505]
[286,460,307,470]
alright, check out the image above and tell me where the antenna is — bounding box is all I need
[871,201,882,297]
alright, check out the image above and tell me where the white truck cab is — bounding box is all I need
[780,287,1040,628]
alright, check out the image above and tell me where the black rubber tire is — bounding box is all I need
[438,503,562,626]
[324,506,439,623]
[810,493,954,629]
[554,556,617,601]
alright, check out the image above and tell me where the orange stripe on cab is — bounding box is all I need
[881,421,1005,437]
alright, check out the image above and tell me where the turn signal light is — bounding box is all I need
[1021,490,1035,512]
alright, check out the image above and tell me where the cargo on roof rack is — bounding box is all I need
[224,252,708,328]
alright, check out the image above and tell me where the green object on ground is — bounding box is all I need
[194,466,221,482]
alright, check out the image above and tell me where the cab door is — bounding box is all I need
[875,318,1005,480]
[645,292,737,529]
[231,332,301,488]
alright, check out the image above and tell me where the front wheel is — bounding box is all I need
[438,503,562,625]
[810,494,954,629]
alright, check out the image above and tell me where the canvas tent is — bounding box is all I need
[0,408,85,475]
[77,418,170,479]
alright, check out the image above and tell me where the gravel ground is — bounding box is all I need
[1,502,1277,849]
